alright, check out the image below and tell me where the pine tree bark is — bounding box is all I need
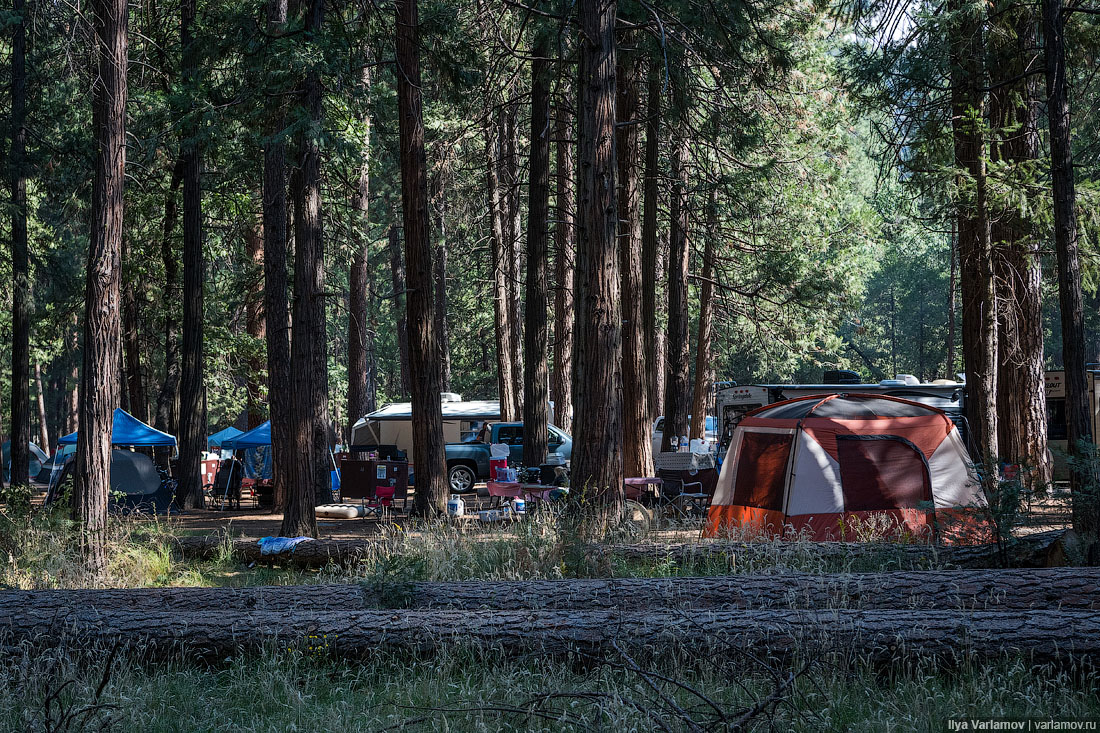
[487,119,519,420]
[990,5,1048,487]
[661,137,691,453]
[503,102,524,408]
[66,316,80,436]
[262,0,291,512]
[9,0,30,487]
[121,241,148,424]
[347,65,372,438]
[434,195,452,393]
[617,54,652,478]
[1044,0,1095,539]
[552,107,575,434]
[641,69,662,425]
[154,161,183,468]
[34,361,50,453]
[396,0,447,515]
[283,0,327,535]
[176,0,206,510]
[522,41,551,468]
[571,0,623,518]
[76,0,127,575]
[245,214,266,430]
[387,224,411,396]
[950,2,998,466]
[946,220,957,379]
[690,190,717,442]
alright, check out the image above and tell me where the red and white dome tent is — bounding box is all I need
[704,393,987,543]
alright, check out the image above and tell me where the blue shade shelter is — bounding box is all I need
[222,421,270,449]
[57,408,177,447]
[207,426,244,450]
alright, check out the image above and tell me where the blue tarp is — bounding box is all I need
[207,426,244,450]
[57,408,177,447]
[222,421,270,449]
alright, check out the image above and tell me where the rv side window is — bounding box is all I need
[1047,399,1067,441]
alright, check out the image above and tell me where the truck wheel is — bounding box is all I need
[448,464,476,493]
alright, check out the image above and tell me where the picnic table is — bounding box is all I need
[486,481,567,505]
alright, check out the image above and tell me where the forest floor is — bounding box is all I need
[0,490,1092,732]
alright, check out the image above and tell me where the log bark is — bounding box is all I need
[172,529,1069,570]
[176,0,206,510]
[76,0,127,575]
[571,0,623,518]
[396,0,447,515]
[9,0,30,488]
[523,40,552,468]
[1044,0,1095,538]
[661,137,691,452]
[617,54,652,479]
[551,107,575,434]
[2,603,1097,664]
[10,567,1100,614]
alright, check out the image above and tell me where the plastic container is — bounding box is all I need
[512,497,526,514]
[446,494,465,517]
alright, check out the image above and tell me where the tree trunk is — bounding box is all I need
[245,213,266,430]
[9,0,30,488]
[641,68,661,425]
[34,361,50,453]
[176,0,205,510]
[690,190,716,442]
[24,566,1099,614]
[434,195,452,393]
[66,317,80,436]
[347,66,372,438]
[990,5,1048,488]
[76,0,127,575]
[617,55,652,478]
[487,119,519,420]
[1044,0,1095,540]
[283,0,327,535]
[262,0,291,512]
[153,161,183,469]
[387,224,411,396]
[571,0,623,520]
[661,137,691,453]
[950,1,997,467]
[522,41,551,468]
[121,239,148,424]
[503,102,524,408]
[396,0,447,516]
[551,107,575,434]
[946,220,957,379]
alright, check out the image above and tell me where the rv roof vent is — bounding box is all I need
[440,392,463,403]
[894,374,920,385]
[879,379,907,387]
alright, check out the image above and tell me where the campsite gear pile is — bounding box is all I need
[705,393,984,542]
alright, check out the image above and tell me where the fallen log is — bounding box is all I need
[5,567,1097,614]
[170,529,1069,570]
[596,529,1069,570]
[2,606,1097,664]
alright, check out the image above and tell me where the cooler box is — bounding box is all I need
[490,458,509,481]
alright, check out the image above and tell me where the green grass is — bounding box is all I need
[2,646,1096,733]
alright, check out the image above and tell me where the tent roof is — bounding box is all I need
[222,421,270,449]
[57,408,177,447]
[748,393,943,421]
[208,426,245,448]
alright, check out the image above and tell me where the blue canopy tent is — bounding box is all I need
[208,426,244,451]
[222,422,270,450]
[57,409,177,448]
[49,409,178,513]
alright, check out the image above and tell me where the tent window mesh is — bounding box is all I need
[837,436,931,511]
[732,432,792,510]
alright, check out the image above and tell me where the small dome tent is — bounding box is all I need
[704,393,985,542]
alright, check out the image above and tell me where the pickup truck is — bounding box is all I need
[446,422,572,492]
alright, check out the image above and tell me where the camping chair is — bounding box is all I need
[211,459,244,510]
